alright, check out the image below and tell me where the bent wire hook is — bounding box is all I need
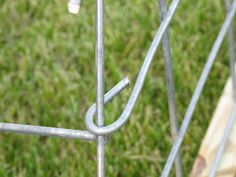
[85,0,181,136]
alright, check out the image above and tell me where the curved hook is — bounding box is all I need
[85,76,130,132]
[85,0,179,135]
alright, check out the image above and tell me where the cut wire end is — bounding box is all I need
[68,0,81,14]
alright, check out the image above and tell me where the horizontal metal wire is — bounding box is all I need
[1,1,235,176]
[209,102,236,177]
[0,123,96,141]
[0,77,130,141]
[161,0,236,176]
[85,0,181,136]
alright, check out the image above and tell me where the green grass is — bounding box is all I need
[0,0,233,176]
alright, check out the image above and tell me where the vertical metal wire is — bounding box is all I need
[157,0,182,177]
[208,1,236,176]
[95,0,105,176]
[160,0,236,176]
[85,0,181,135]
[208,103,236,177]
[225,0,236,100]
[3,1,236,176]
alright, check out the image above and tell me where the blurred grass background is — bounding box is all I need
[0,0,233,176]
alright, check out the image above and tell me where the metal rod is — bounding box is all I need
[158,1,182,177]
[225,0,236,101]
[0,123,96,141]
[209,103,236,177]
[85,0,181,135]
[95,0,105,176]
[208,2,236,176]
[160,0,236,176]
[86,77,130,117]
[0,77,129,143]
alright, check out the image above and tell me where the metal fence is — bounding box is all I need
[1,0,236,176]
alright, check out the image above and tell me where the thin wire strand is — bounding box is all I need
[208,1,236,176]
[160,0,236,176]
[95,0,105,176]
[85,0,181,135]
[0,78,130,141]
[225,0,236,101]
[0,123,96,141]
[157,0,182,177]
[2,1,236,176]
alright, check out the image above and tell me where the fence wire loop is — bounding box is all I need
[85,77,130,135]
[1,0,236,176]
[85,0,180,136]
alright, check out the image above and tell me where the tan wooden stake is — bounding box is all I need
[190,78,236,177]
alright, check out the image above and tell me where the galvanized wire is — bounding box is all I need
[0,123,96,141]
[225,0,236,101]
[95,0,106,176]
[161,0,236,176]
[208,1,236,176]
[158,0,182,177]
[85,0,181,135]
[0,77,129,141]
[1,1,236,176]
